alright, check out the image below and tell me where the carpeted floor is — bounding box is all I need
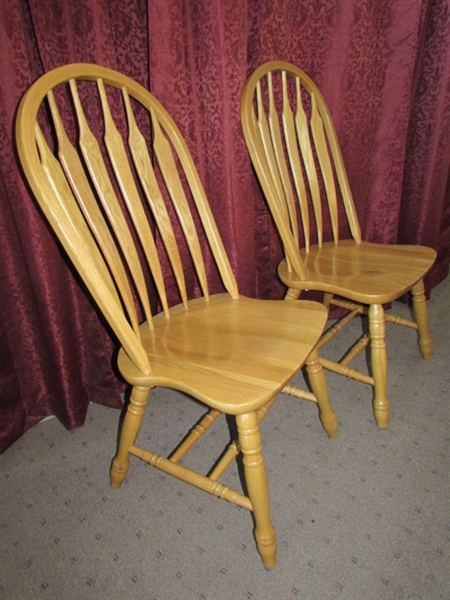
[1,276,448,600]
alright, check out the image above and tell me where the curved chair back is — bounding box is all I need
[16,64,238,376]
[241,60,362,278]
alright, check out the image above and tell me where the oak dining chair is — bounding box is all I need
[241,60,436,429]
[16,63,338,567]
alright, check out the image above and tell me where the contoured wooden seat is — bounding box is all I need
[241,61,436,429]
[16,63,338,567]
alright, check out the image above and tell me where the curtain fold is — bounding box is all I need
[147,0,261,297]
[1,0,449,452]
[399,0,450,287]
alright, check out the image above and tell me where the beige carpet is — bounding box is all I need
[1,276,448,599]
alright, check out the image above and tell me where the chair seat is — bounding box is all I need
[118,294,328,414]
[278,240,436,304]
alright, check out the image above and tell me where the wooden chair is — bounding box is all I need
[16,63,338,567]
[241,60,436,429]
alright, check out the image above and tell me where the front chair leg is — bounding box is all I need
[306,348,338,438]
[111,385,151,488]
[236,412,277,568]
[368,305,389,428]
[411,279,433,360]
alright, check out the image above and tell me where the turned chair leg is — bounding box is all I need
[236,412,277,568]
[411,279,433,360]
[284,287,301,301]
[111,385,151,488]
[368,305,389,428]
[306,348,339,438]
[322,292,333,310]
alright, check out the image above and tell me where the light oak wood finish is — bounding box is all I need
[241,61,436,428]
[16,63,338,567]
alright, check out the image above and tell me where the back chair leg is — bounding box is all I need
[322,292,333,309]
[306,348,338,437]
[368,305,389,428]
[284,287,301,301]
[236,412,277,568]
[111,385,151,488]
[411,279,433,360]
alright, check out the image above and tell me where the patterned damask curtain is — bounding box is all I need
[0,0,449,452]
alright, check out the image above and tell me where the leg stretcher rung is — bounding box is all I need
[170,409,221,463]
[340,334,370,366]
[129,445,253,511]
[256,396,279,420]
[330,298,418,329]
[330,298,367,314]
[317,309,360,349]
[209,395,278,481]
[319,356,374,386]
[209,441,240,481]
[384,313,418,328]
[282,384,317,403]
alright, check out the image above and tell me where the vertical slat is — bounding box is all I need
[310,93,339,243]
[150,107,209,300]
[266,72,299,247]
[255,81,294,273]
[35,124,120,306]
[122,88,188,309]
[69,79,154,327]
[294,77,323,247]
[161,113,240,300]
[46,90,141,337]
[280,71,310,252]
[255,81,291,231]
[96,79,170,318]
[253,82,306,279]
[317,104,362,243]
[35,123,150,374]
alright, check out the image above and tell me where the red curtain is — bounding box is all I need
[1,0,449,452]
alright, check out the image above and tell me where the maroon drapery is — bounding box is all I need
[1,0,449,453]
